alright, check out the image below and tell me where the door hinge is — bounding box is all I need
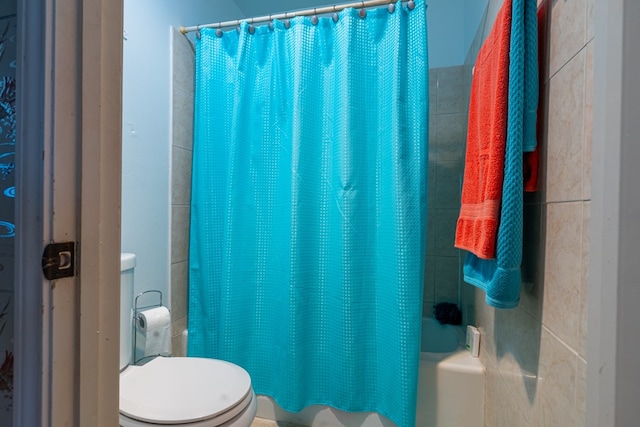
[42,242,76,280]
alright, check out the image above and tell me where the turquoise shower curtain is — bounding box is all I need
[189,2,428,426]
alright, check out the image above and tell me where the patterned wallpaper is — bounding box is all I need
[0,6,16,424]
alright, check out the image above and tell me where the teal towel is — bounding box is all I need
[463,0,538,308]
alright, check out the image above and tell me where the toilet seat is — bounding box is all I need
[120,357,255,426]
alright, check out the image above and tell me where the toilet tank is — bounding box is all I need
[120,253,136,371]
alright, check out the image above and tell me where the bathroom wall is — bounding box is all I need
[426,0,488,68]
[122,0,244,307]
[170,28,195,356]
[0,1,15,423]
[424,65,470,318]
[423,0,490,322]
[470,0,594,425]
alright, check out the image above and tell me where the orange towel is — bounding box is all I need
[454,0,512,259]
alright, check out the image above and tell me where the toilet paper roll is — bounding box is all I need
[135,306,172,361]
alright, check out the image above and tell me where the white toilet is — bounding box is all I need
[119,253,257,427]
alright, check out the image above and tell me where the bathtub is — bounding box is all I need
[255,317,485,427]
[416,317,485,427]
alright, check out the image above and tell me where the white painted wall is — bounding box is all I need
[463,0,488,60]
[427,0,488,68]
[426,0,464,67]
[122,0,244,299]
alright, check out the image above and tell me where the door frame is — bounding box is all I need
[587,0,640,425]
[14,0,123,425]
[13,0,47,423]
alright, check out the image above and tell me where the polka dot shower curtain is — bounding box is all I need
[188,2,428,426]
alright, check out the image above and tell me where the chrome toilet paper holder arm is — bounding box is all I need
[133,290,167,327]
[133,290,171,365]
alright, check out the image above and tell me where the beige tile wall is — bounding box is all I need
[170,28,195,357]
[469,0,594,425]
[425,66,471,318]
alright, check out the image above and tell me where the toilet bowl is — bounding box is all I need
[119,357,257,427]
[119,253,257,427]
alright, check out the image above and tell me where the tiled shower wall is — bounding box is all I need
[170,28,195,357]
[424,65,472,321]
[469,0,594,425]
[0,1,15,424]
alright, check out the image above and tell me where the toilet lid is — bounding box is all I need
[120,357,252,424]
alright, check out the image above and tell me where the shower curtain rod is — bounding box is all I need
[180,0,412,34]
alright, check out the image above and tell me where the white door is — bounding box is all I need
[13,0,122,425]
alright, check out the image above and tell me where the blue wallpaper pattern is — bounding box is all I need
[0,10,16,424]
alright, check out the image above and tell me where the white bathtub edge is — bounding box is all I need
[421,346,486,375]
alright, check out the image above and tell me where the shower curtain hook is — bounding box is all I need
[359,2,367,18]
[282,11,291,29]
[195,26,201,40]
[269,14,274,30]
[311,9,319,25]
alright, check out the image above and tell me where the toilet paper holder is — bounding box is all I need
[134,290,168,326]
[133,290,171,364]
